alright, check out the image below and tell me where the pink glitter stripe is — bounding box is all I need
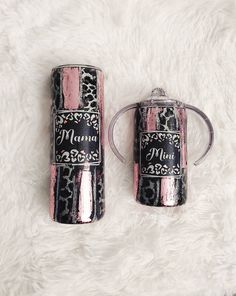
[49,165,57,219]
[146,108,159,131]
[160,177,177,206]
[62,67,80,109]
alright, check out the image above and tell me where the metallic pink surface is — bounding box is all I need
[160,177,177,206]
[62,67,80,109]
[146,107,159,131]
[49,165,57,219]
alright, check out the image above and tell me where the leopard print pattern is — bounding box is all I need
[135,103,187,207]
[159,107,179,131]
[51,68,62,110]
[55,165,76,224]
[138,177,160,206]
[81,67,98,112]
[134,107,178,161]
[51,65,105,224]
[95,165,105,220]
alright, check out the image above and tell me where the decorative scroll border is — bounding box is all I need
[52,110,101,166]
[139,131,182,178]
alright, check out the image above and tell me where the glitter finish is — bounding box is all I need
[108,88,214,207]
[50,65,105,223]
[134,99,187,206]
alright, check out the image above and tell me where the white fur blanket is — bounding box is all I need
[0,0,236,295]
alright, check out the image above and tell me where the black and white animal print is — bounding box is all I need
[51,65,105,224]
[81,68,99,112]
[134,104,187,207]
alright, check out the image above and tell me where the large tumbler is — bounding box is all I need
[108,88,214,207]
[50,64,105,224]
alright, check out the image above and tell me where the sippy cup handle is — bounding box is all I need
[108,102,138,163]
[108,91,214,166]
[185,104,214,165]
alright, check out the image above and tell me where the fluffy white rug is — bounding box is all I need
[0,0,236,295]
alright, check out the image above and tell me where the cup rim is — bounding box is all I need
[52,64,102,71]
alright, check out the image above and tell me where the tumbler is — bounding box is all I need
[108,88,214,207]
[50,64,105,223]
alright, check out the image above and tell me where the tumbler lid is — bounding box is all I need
[52,64,102,71]
[139,88,185,108]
